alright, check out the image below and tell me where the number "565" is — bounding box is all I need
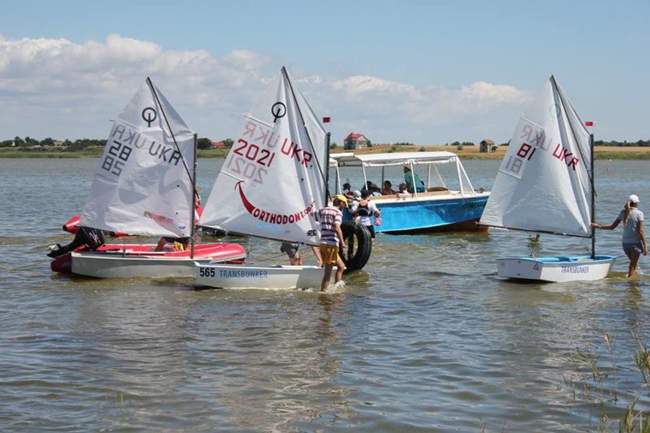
[198,267,216,277]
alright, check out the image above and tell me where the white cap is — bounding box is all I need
[629,194,640,204]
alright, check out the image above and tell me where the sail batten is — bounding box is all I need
[479,76,593,238]
[199,68,327,246]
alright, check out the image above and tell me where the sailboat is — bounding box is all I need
[50,78,246,278]
[195,67,371,289]
[479,75,615,283]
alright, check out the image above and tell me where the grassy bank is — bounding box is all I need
[0,150,101,158]
[332,144,650,160]
[2,145,649,160]
[0,147,230,159]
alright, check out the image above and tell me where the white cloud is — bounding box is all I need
[0,34,528,143]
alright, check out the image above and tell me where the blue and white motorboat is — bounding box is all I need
[332,151,490,233]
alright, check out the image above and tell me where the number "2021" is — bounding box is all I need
[233,139,276,167]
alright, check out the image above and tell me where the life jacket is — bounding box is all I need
[357,200,371,217]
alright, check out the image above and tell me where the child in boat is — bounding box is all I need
[47,226,105,258]
[592,194,648,278]
[155,190,202,251]
[382,180,396,195]
[351,190,381,239]
[342,182,356,200]
[363,181,382,196]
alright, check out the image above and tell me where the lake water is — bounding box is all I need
[1,158,649,432]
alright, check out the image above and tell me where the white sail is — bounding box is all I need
[480,76,592,237]
[200,67,327,245]
[81,79,195,237]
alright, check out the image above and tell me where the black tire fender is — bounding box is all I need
[340,222,372,272]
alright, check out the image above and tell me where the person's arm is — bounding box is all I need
[640,221,647,255]
[592,217,621,230]
[311,245,323,266]
[372,202,381,217]
[335,223,345,252]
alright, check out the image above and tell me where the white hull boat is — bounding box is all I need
[67,244,246,279]
[50,78,249,280]
[480,76,615,283]
[194,264,325,289]
[195,67,370,290]
[497,255,616,283]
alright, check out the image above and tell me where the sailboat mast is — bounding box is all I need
[325,131,331,205]
[190,133,198,259]
[590,132,596,259]
[281,66,328,207]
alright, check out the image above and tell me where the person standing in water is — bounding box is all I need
[592,194,647,278]
[351,190,381,240]
[318,195,347,291]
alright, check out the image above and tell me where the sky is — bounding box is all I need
[0,0,648,144]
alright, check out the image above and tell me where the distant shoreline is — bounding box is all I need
[1,145,650,160]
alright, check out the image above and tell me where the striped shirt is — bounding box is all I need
[318,206,342,246]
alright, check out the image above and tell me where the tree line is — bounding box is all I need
[2,136,649,150]
[0,137,234,150]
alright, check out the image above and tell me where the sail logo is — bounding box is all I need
[552,144,580,171]
[235,181,314,225]
[280,139,313,168]
[108,122,183,168]
[561,264,588,273]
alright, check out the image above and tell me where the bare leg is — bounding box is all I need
[335,255,345,283]
[311,246,322,266]
[321,264,333,292]
[628,249,641,278]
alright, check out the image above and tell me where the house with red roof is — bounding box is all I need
[344,132,370,149]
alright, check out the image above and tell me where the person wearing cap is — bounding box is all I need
[592,194,647,278]
[317,195,348,291]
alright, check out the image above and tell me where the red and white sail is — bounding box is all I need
[199,67,328,245]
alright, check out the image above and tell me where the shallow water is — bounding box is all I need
[1,158,649,432]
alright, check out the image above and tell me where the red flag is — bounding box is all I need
[322,116,331,123]
[585,121,594,126]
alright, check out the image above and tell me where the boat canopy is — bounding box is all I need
[330,151,476,195]
[334,151,457,167]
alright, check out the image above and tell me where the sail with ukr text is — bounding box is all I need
[81,79,195,237]
[199,67,328,245]
[479,76,592,237]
